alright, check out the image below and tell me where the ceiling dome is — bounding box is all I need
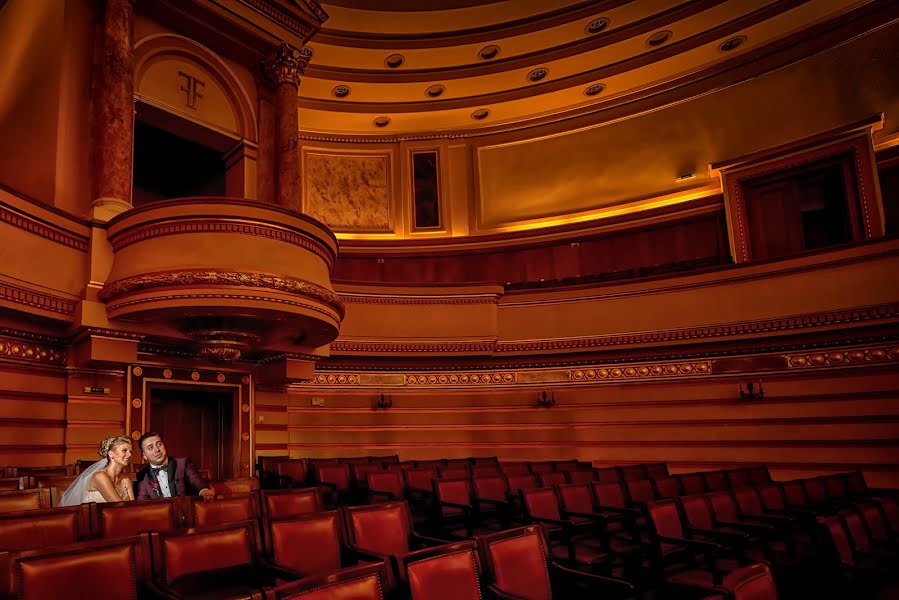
[299,0,859,136]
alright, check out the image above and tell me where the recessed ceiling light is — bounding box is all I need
[425,84,445,98]
[719,35,747,52]
[385,54,404,68]
[332,85,351,98]
[479,45,500,60]
[647,30,673,47]
[527,67,549,82]
[585,17,610,34]
[584,83,605,96]
[373,116,391,128]
[471,108,490,121]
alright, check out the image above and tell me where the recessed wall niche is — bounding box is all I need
[412,151,441,229]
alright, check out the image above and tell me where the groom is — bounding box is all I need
[135,432,215,501]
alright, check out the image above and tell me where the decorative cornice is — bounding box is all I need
[0,336,66,364]
[109,219,336,268]
[495,302,899,353]
[107,292,343,322]
[339,294,499,305]
[98,270,345,317]
[0,203,88,252]
[0,282,78,316]
[240,0,320,35]
[786,346,897,369]
[330,340,497,353]
[302,342,896,389]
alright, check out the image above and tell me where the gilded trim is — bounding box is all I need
[0,336,66,364]
[340,295,499,305]
[97,270,345,317]
[110,220,336,268]
[786,346,897,369]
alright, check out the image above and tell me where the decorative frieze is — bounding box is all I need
[786,346,897,369]
[0,336,65,364]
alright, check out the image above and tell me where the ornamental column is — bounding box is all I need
[90,0,135,221]
[262,44,310,212]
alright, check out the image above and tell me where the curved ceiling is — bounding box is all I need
[298,0,867,136]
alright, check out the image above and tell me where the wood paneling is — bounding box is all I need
[281,370,899,487]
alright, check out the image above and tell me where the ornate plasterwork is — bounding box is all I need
[331,340,496,353]
[109,220,336,268]
[339,295,499,306]
[97,270,345,317]
[0,282,77,315]
[0,204,88,251]
[0,336,65,364]
[786,346,897,369]
[241,0,324,35]
[261,43,310,87]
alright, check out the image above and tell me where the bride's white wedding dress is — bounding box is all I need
[59,459,131,506]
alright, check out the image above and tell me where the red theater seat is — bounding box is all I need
[536,472,567,488]
[727,468,753,489]
[702,470,730,492]
[677,472,707,496]
[619,465,646,482]
[594,467,622,483]
[499,461,531,476]
[342,501,449,592]
[96,497,182,538]
[652,476,682,500]
[0,489,50,513]
[0,505,90,551]
[276,459,310,489]
[8,536,151,600]
[477,525,636,600]
[403,540,482,600]
[265,511,369,578]
[262,488,324,519]
[368,454,399,464]
[267,561,389,599]
[211,477,259,495]
[644,462,669,479]
[564,469,596,485]
[149,520,294,599]
[366,471,405,502]
[186,493,260,527]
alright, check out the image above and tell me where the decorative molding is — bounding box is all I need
[0,203,89,252]
[98,270,345,316]
[339,294,499,305]
[109,220,336,268]
[0,336,66,364]
[107,292,343,322]
[0,282,77,315]
[241,0,323,34]
[261,43,309,87]
[568,361,711,381]
[330,340,497,353]
[786,346,897,369]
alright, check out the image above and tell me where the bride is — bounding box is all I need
[59,435,135,505]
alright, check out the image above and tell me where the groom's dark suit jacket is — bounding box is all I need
[135,457,208,499]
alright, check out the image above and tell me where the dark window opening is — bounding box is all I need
[877,154,899,235]
[412,151,440,229]
[743,156,860,260]
[132,120,226,207]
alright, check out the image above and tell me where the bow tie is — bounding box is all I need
[151,464,168,472]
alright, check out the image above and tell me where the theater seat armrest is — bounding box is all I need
[346,544,392,565]
[476,497,510,508]
[715,519,774,533]
[368,490,398,500]
[594,504,640,516]
[146,577,187,600]
[561,509,606,521]
[316,481,338,490]
[486,583,531,600]
[410,532,454,547]
[551,561,636,598]
[438,499,473,513]
[260,560,303,582]
[685,526,750,543]
[658,534,722,553]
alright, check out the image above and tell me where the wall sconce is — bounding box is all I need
[739,380,764,401]
[376,392,392,410]
[536,390,556,408]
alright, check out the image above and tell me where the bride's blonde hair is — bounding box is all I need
[98,435,132,459]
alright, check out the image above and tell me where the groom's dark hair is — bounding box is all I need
[137,431,163,452]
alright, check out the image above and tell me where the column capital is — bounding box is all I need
[261,43,311,88]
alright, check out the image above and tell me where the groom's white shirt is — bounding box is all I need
[156,468,173,497]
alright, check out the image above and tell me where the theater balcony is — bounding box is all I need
[98,198,341,364]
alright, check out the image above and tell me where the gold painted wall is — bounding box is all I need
[303,151,393,232]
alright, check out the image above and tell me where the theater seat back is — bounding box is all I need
[268,512,342,576]
[644,463,669,479]
[367,472,404,499]
[702,470,729,492]
[565,470,595,485]
[652,477,681,500]
[277,460,309,486]
[160,525,253,583]
[473,476,507,502]
[14,538,146,600]
[98,499,180,538]
[345,502,411,557]
[557,483,593,514]
[0,508,84,551]
[0,490,47,513]
[646,501,686,556]
[592,481,628,509]
[500,462,530,476]
[276,568,385,599]
[433,478,471,517]
[619,465,645,481]
[733,488,765,517]
[263,488,323,519]
[521,488,560,521]
[625,478,655,504]
[403,468,437,492]
[678,495,714,529]
[677,473,706,495]
[405,543,481,600]
[706,491,740,522]
[481,526,552,600]
[505,474,538,494]
[536,472,566,487]
[190,494,257,527]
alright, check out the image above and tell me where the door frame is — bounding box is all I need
[126,365,253,479]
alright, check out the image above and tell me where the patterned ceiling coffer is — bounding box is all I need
[304,152,391,232]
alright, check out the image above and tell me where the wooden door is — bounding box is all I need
[149,387,234,480]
